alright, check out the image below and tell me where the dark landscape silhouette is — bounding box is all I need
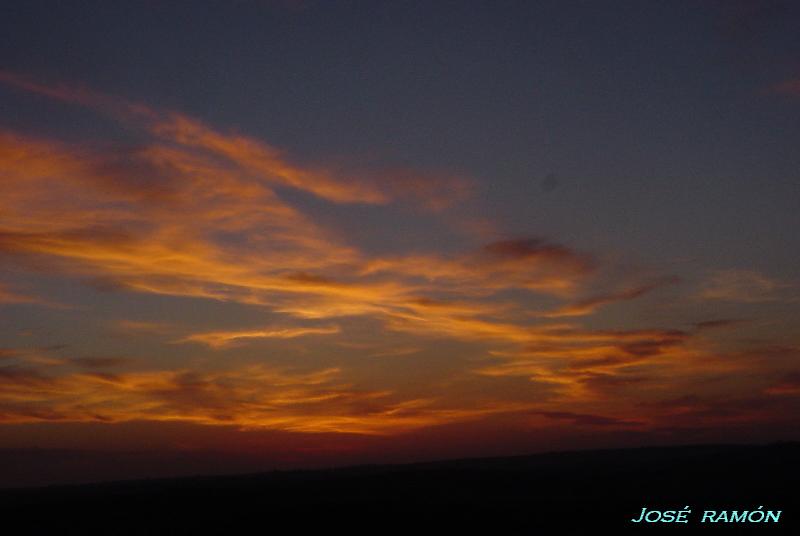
[2,442,797,534]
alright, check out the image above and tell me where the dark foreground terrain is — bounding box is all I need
[1,443,797,535]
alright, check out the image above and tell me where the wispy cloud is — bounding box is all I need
[1,72,797,438]
[535,410,644,427]
[0,74,599,347]
[0,362,529,434]
[698,269,792,302]
[543,276,679,317]
[0,282,66,308]
[178,325,341,348]
[112,320,173,335]
[0,70,471,208]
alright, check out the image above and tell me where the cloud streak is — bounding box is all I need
[0,73,797,441]
[0,74,600,349]
[178,325,341,348]
[0,361,530,435]
[698,269,792,302]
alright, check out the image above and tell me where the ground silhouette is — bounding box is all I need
[2,442,797,534]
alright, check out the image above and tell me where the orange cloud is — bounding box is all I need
[0,75,486,337]
[178,325,341,348]
[543,277,679,317]
[0,362,529,435]
[474,325,704,404]
[362,238,594,298]
[0,70,156,120]
[0,90,596,347]
[2,73,796,439]
[0,70,471,208]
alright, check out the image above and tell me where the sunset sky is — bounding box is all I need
[1,1,799,485]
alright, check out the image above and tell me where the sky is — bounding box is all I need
[1,0,799,486]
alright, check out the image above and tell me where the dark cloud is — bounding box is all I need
[640,395,703,410]
[0,365,52,387]
[536,411,644,427]
[693,318,747,331]
[579,373,652,393]
[482,238,584,263]
[69,357,131,369]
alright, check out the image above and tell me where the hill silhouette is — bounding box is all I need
[2,442,797,534]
